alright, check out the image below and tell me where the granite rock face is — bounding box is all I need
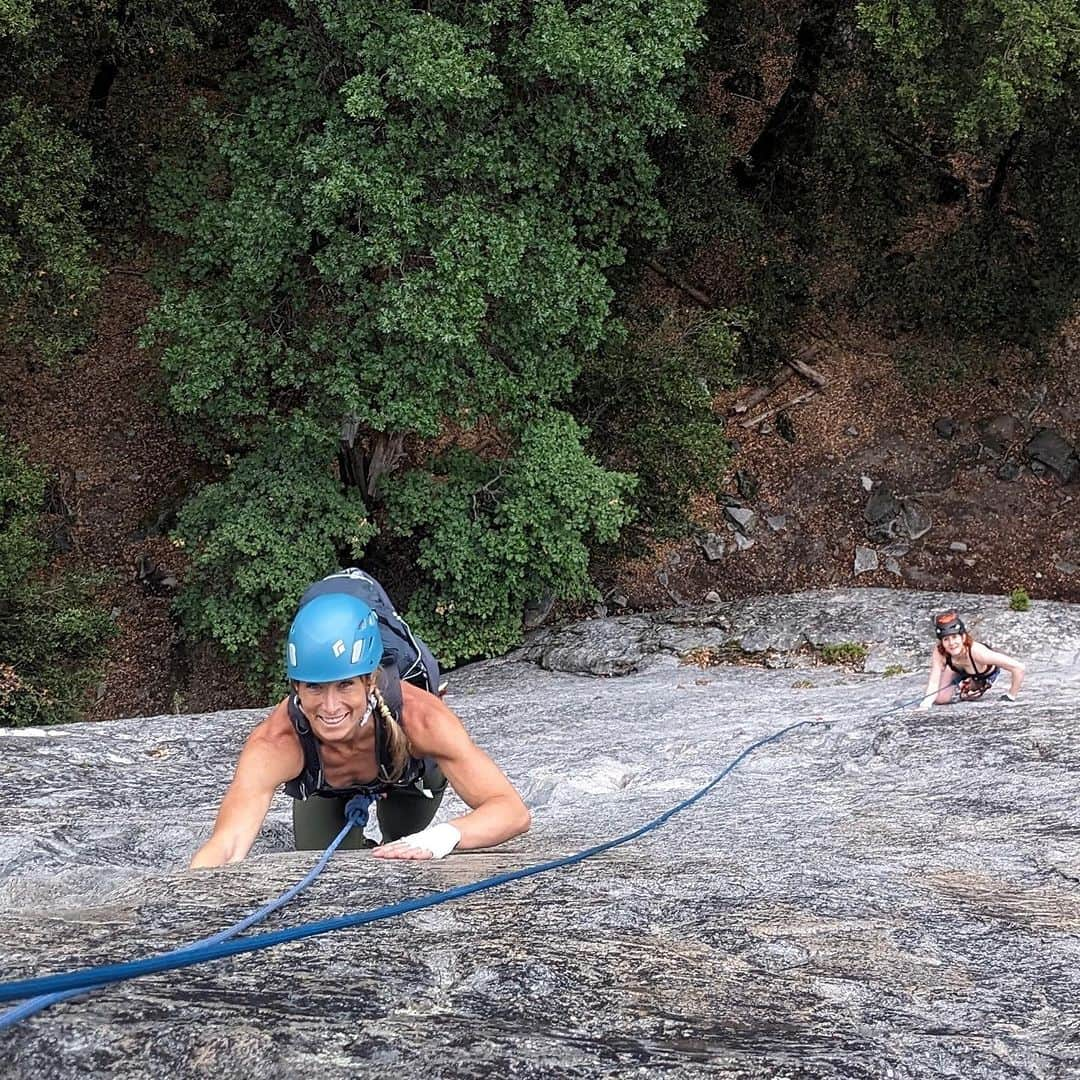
[1,587,1079,1079]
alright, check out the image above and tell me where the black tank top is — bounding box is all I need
[944,647,998,682]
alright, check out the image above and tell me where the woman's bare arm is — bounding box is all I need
[374,685,530,860]
[189,702,302,869]
[919,648,945,710]
[972,642,1026,698]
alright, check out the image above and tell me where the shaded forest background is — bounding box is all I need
[1,0,1078,724]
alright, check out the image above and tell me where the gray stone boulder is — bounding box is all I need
[853,545,879,575]
[697,532,726,561]
[2,589,1080,1078]
[723,505,757,536]
[1025,427,1077,482]
[863,487,932,545]
[977,414,1023,458]
[899,498,931,541]
[863,485,900,526]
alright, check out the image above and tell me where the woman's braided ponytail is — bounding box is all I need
[371,684,411,781]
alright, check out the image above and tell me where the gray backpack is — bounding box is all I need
[297,568,442,693]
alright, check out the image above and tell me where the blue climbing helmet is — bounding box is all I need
[286,593,383,683]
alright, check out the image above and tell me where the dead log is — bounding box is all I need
[785,348,828,388]
[732,366,795,413]
[740,388,819,429]
[646,259,715,309]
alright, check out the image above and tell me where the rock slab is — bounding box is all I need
[1,588,1079,1079]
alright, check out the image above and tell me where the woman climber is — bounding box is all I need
[190,570,530,867]
[917,610,1025,710]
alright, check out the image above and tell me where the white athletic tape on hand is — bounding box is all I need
[393,823,460,859]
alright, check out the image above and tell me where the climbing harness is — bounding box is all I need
[955,673,998,701]
[0,720,824,1015]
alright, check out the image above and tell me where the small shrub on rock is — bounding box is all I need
[820,642,869,665]
[1009,588,1031,612]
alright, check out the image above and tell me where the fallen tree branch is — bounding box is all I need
[740,388,819,429]
[785,347,828,388]
[732,366,794,413]
[646,258,715,309]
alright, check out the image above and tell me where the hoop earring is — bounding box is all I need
[359,693,375,728]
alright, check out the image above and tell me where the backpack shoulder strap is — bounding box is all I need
[283,695,323,799]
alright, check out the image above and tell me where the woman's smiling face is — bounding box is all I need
[295,676,373,740]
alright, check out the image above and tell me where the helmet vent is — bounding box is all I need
[351,640,364,664]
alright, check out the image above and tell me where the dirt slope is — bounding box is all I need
[1,264,1076,721]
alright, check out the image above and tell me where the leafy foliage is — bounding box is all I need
[0,436,116,726]
[1009,587,1031,611]
[820,641,869,664]
[0,97,99,362]
[384,413,634,666]
[147,0,702,670]
[651,58,813,379]
[856,0,1080,144]
[0,0,236,359]
[0,432,45,599]
[577,310,737,536]
[171,420,375,679]
[691,0,1080,373]
[9,0,1080,703]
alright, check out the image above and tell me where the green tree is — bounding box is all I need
[0,436,116,726]
[146,0,702,671]
[0,97,98,362]
[577,311,737,536]
[385,413,634,665]
[856,0,1080,144]
[0,0,236,359]
[854,0,1080,358]
[171,417,375,676]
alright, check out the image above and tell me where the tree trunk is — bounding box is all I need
[88,59,119,110]
[337,441,367,494]
[338,428,407,499]
[364,432,406,497]
[985,128,1022,213]
[735,0,845,190]
[87,0,129,110]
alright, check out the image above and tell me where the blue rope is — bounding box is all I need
[0,792,377,1030]
[881,675,965,719]
[0,720,822,1006]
